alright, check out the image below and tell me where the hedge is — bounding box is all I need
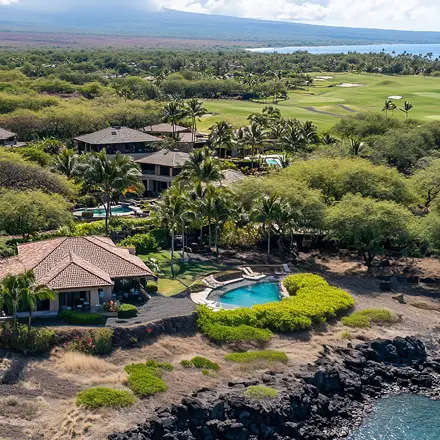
[283,273,329,296]
[224,350,288,364]
[76,387,136,409]
[124,361,171,397]
[197,274,354,339]
[59,310,102,325]
[0,322,54,353]
[118,304,138,319]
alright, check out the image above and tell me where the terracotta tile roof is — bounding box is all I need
[0,127,16,141]
[38,252,113,290]
[74,126,163,145]
[0,236,153,291]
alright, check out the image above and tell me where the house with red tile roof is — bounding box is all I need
[0,236,153,316]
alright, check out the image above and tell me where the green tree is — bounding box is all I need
[253,194,283,261]
[209,121,234,159]
[52,149,79,179]
[163,100,185,139]
[400,101,413,120]
[326,194,416,267]
[348,137,364,156]
[382,99,396,117]
[82,151,142,234]
[0,190,72,239]
[242,122,267,169]
[410,159,440,208]
[184,98,207,143]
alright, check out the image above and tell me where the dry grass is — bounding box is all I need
[0,396,41,421]
[56,352,120,375]
[410,301,440,312]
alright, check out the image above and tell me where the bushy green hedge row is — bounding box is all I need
[59,310,103,325]
[197,274,354,341]
[224,350,288,364]
[76,387,136,409]
[118,304,138,319]
[118,233,158,255]
[283,273,329,296]
[124,361,171,397]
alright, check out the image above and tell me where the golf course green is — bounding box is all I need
[197,72,440,132]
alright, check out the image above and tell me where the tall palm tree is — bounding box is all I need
[281,120,306,154]
[243,122,267,170]
[382,99,396,118]
[253,194,282,261]
[400,101,413,120]
[302,121,320,148]
[209,121,234,159]
[52,149,79,179]
[206,187,232,257]
[82,151,142,234]
[184,98,207,143]
[152,189,186,277]
[163,100,185,140]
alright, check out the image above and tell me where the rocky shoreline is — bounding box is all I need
[109,337,440,440]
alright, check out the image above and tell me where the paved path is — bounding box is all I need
[106,295,197,327]
[338,104,358,113]
[302,107,344,117]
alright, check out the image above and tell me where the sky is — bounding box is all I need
[1,0,440,31]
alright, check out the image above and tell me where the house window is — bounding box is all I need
[159,166,170,176]
[59,291,90,311]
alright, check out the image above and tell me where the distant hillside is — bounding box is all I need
[2,7,440,47]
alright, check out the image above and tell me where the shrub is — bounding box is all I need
[118,233,158,255]
[0,241,16,258]
[243,385,278,400]
[200,321,273,343]
[340,331,352,340]
[146,281,158,294]
[224,350,288,364]
[118,304,138,319]
[180,356,220,371]
[67,328,113,355]
[283,273,328,296]
[59,310,102,325]
[0,323,54,353]
[76,387,136,409]
[189,280,207,293]
[124,362,169,397]
[342,309,399,328]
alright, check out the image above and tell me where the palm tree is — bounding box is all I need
[400,101,413,120]
[279,152,293,168]
[163,100,185,140]
[253,194,282,261]
[206,187,232,257]
[302,121,320,148]
[243,122,267,170]
[349,137,364,156]
[52,148,79,179]
[18,271,54,333]
[382,99,396,118]
[185,98,207,143]
[209,121,234,158]
[82,151,142,234]
[321,132,339,146]
[153,189,186,277]
[178,147,224,185]
[281,120,306,154]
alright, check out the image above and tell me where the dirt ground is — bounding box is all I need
[1,259,440,440]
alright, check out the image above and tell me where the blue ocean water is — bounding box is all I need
[218,282,280,308]
[247,43,440,58]
[348,394,440,440]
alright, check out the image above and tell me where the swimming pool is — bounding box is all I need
[265,158,281,167]
[215,282,281,308]
[73,206,135,218]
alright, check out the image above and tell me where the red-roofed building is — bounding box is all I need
[0,236,154,316]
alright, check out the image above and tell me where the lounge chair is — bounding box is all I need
[283,264,291,273]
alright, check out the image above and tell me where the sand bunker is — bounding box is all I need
[314,76,333,80]
[388,95,403,100]
[337,83,365,88]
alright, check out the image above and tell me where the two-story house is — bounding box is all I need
[73,126,163,159]
[135,149,189,194]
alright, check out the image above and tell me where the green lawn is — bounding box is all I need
[197,72,440,133]
[140,251,229,296]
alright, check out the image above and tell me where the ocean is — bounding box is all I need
[247,43,440,58]
[348,394,440,440]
